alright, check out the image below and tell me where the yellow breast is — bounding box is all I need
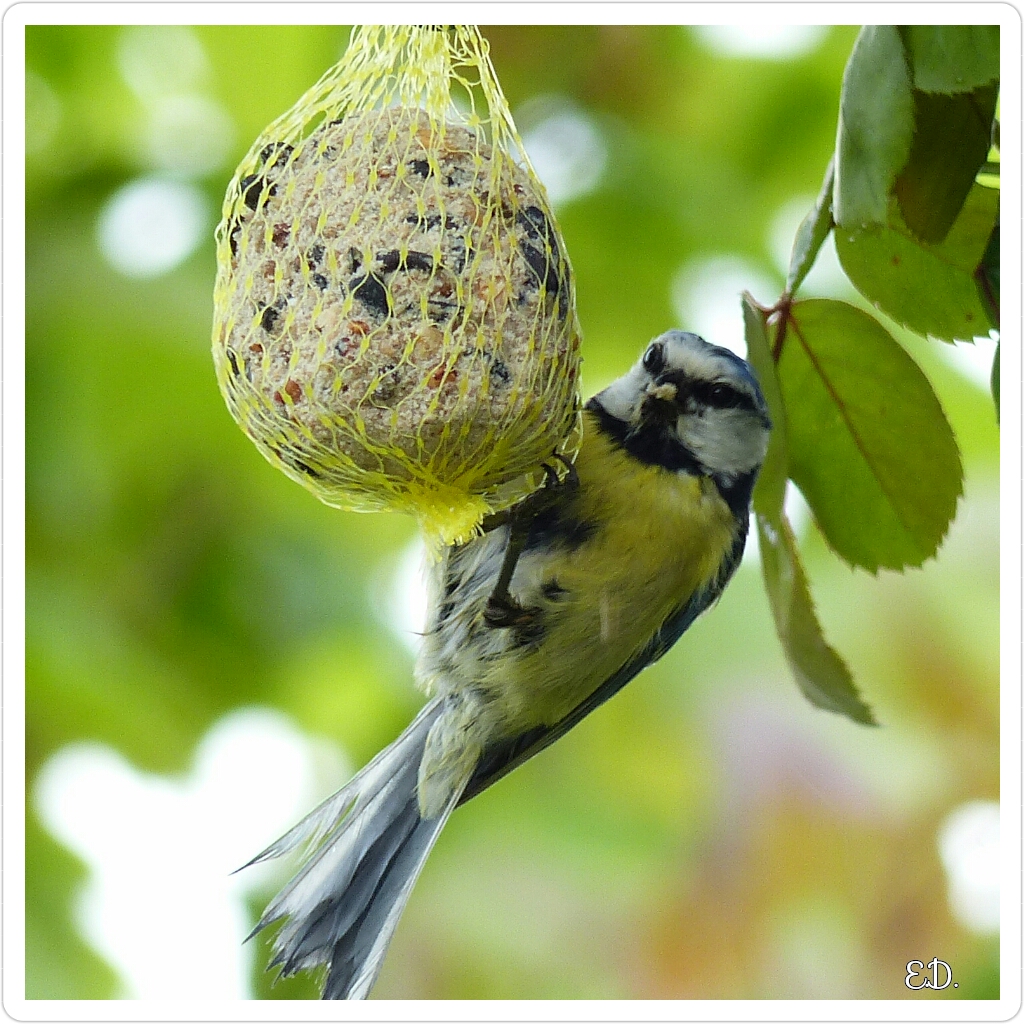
[480,413,739,729]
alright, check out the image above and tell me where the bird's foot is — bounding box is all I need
[541,453,579,493]
[483,594,537,629]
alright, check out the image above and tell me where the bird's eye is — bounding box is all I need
[708,383,739,407]
[642,343,664,374]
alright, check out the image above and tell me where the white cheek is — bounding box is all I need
[678,408,765,476]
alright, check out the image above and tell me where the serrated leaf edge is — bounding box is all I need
[757,512,878,726]
[786,302,964,571]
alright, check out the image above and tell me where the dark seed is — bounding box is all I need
[240,146,292,212]
[547,265,564,297]
[490,359,512,385]
[520,241,562,298]
[228,219,241,256]
[307,243,325,265]
[377,249,435,274]
[349,248,363,273]
[259,142,294,168]
[404,251,434,273]
[260,306,279,332]
[450,237,467,275]
[239,174,259,211]
[427,301,457,324]
[517,207,560,271]
[517,206,549,240]
[409,159,432,178]
[241,175,277,212]
[226,349,241,377]
[312,273,328,290]
[349,273,389,316]
[378,250,401,273]
[521,243,548,284]
[405,212,456,233]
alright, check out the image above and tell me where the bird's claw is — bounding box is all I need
[540,453,578,493]
[483,594,537,629]
[481,452,575,630]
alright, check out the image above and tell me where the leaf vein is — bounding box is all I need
[787,311,916,541]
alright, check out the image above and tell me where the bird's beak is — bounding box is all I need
[639,380,680,426]
[645,381,677,403]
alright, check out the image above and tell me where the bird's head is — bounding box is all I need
[587,330,772,486]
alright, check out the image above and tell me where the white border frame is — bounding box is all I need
[4,4,1020,1021]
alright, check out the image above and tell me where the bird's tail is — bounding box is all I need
[242,698,458,999]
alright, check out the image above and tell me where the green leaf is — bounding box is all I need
[834,26,915,229]
[778,299,963,572]
[757,512,877,725]
[894,84,998,243]
[742,294,787,519]
[835,182,998,343]
[900,25,1000,93]
[786,159,835,295]
[975,218,1000,329]
[991,342,1000,422]
[747,295,876,727]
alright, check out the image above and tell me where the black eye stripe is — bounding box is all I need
[690,380,755,410]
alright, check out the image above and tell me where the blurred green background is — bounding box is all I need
[25,24,999,1001]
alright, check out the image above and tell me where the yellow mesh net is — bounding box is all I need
[211,26,583,544]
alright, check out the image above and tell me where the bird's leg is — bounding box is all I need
[549,451,579,491]
[483,458,577,629]
[482,518,531,627]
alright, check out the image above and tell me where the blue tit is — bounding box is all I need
[243,330,772,999]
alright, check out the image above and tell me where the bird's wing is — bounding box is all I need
[459,523,747,804]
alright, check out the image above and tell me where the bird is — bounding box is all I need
[241,329,772,998]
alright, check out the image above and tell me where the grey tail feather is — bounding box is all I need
[238,699,444,875]
[242,697,460,999]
